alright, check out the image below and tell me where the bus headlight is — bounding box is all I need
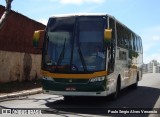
[90,76,105,82]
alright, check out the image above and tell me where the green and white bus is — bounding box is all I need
[33,14,143,99]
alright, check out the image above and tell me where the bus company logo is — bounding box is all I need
[1,108,42,114]
[69,79,72,83]
[2,109,11,114]
[72,66,76,71]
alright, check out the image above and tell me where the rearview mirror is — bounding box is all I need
[33,30,45,48]
[104,29,112,48]
[104,29,112,41]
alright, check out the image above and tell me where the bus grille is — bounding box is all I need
[54,78,89,84]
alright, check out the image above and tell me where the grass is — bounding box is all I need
[0,80,42,94]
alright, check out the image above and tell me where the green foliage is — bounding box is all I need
[129,50,139,59]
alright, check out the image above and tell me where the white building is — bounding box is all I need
[158,65,160,73]
[147,60,160,73]
[142,64,148,73]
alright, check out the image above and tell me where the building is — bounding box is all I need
[157,65,160,73]
[142,64,148,74]
[0,5,45,53]
[0,5,46,83]
[143,60,160,73]
[147,61,154,73]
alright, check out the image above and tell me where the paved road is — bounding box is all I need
[0,73,160,117]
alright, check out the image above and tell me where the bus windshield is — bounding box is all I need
[43,16,106,73]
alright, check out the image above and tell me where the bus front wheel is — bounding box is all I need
[63,96,73,102]
[111,78,120,100]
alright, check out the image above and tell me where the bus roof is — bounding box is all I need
[49,13,140,37]
[50,13,114,18]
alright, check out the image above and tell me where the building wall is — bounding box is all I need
[0,5,46,83]
[148,62,153,73]
[142,64,148,74]
[0,51,41,83]
[144,60,160,74]
[0,5,45,53]
[158,66,160,73]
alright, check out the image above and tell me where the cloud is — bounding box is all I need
[50,0,105,5]
[141,26,160,41]
[38,19,48,25]
[152,36,160,41]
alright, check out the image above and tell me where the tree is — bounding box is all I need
[0,0,13,29]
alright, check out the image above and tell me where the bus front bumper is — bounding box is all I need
[43,90,107,96]
[41,78,107,96]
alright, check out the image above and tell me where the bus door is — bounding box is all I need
[117,47,129,87]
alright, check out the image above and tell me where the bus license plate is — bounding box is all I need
[65,87,76,91]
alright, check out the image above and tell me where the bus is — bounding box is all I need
[33,14,143,100]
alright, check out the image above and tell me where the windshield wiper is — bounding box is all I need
[57,38,66,66]
[77,47,87,71]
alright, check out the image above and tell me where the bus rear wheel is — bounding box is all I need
[131,73,139,89]
[132,78,138,89]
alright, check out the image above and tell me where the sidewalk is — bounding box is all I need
[0,88,42,100]
[0,80,43,100]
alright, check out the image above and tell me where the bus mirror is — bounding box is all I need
[104,29,112,41]
[104,29,112,48]
[33,30,45,48]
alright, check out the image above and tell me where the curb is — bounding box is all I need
[0,88,42,100]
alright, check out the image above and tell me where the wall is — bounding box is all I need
[0,5,46,83]
[0,5,45,53]
[0,51,41,83]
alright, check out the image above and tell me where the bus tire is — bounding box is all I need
[111,77,120,100]
[132,81,138,89]
[63,96,73,102]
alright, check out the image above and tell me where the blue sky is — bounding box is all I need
[1,0,160,63]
